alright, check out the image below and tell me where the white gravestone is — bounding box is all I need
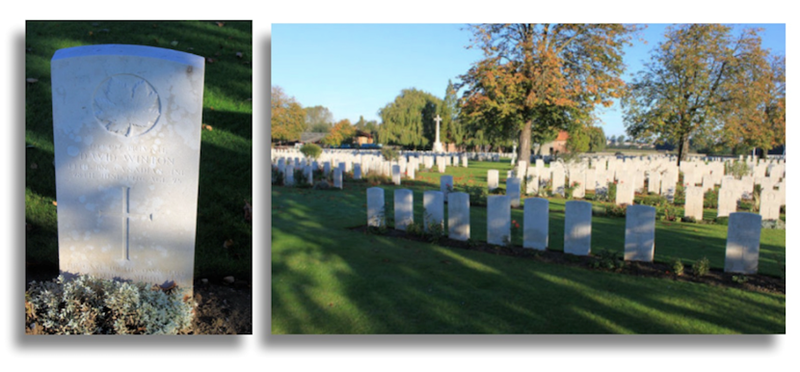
[394,189,413,231]
[448,192,470,241]
[333,168,343,189]
[564,201,592,256]
[440,175,454,202]
[552,166,565,197]
[353,163,362,180]
[525,167,539,195]
[507,177,521,208]
[487,170,499,192]
[367,187,385,227]
[392,164,401,185]
[523,198,548,250]
[487,195,511,246]
[624,205,656,262]
[717,187,737,217]
[684,186,704,221]
[423,191,444,232]
[760,189,781,221]
[724,212,762,274]
[52,45,204,292]
[284,164,294,186]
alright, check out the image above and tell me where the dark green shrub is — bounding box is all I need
[636,193,667,206]
[703,187,719,209]
[605,203,627,218]
[299,143,322,160]
[671,258,684,276]
[692,257,711,277]
[272,165,284,185]
[380,147,400,162]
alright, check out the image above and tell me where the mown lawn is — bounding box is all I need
[271,160,785,334]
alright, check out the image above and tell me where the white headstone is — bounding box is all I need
[394,189,413,231]
[552,166,565,197]
[51,45,204,292]
[487,195,511,246]
[367,187,385,227]
[448,192,470,241]
[564,201,592,256]
[440,175,454,202]
[507,177,521,208]
[423,191,444,232]
[392,164,401,185]
[724,212,762,274]
[624,205,656,262]
[717,187,738,217]
[333,167,343,189]
[487,170,499,192]
[760,188,781,221]
[523,198,548,250]
[684,186,704,221]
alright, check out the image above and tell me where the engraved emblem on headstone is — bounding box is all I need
[93,74,161,137]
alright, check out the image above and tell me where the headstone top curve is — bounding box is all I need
[52,44,204,67]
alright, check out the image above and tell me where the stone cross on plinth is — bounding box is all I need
[433,114,444,153]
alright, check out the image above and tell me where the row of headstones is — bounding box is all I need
[366,187,763,274]
[491,159,785,221]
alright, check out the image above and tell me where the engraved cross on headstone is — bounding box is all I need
[117,186,154,260]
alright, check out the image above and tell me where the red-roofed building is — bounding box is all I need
[538,130,569,156]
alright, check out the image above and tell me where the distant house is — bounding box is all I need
[538,130,569,156]
[353,130,374,146]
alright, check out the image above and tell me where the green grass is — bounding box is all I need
[272,161,785,334]
[25,21,252,282]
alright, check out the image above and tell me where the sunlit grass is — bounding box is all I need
[272,161,785,334]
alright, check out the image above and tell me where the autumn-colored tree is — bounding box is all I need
[459,24,636,163]
[622,24,774,165]
[322,119,356,147]
[271,86,306,144]
[721,54,785,157]
[378,88,442,149]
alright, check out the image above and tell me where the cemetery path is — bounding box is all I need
[352,225,785,295]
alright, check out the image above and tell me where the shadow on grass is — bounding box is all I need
[271,183,785,334]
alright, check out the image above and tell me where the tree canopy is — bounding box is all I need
[459,24,637,161]
[305,105,335,133]
[622,24,779,164]
[271,86,305,143]
[378,88,442,149]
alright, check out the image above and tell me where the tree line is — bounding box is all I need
[272,24,784,164]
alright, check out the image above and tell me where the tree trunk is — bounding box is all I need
[518,119,533,165]
[676,132,689,166]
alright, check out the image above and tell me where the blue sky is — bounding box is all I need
[272,23,785,139]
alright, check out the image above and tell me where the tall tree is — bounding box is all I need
[439,80,465,149]
[721,54,785,157]
[622,24,771,165]
[271,86,306,144]
[305,105,335,132]
[459,24,636,163]
[378,88,442,149]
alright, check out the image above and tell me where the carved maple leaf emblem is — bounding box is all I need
[93,74,161,137]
